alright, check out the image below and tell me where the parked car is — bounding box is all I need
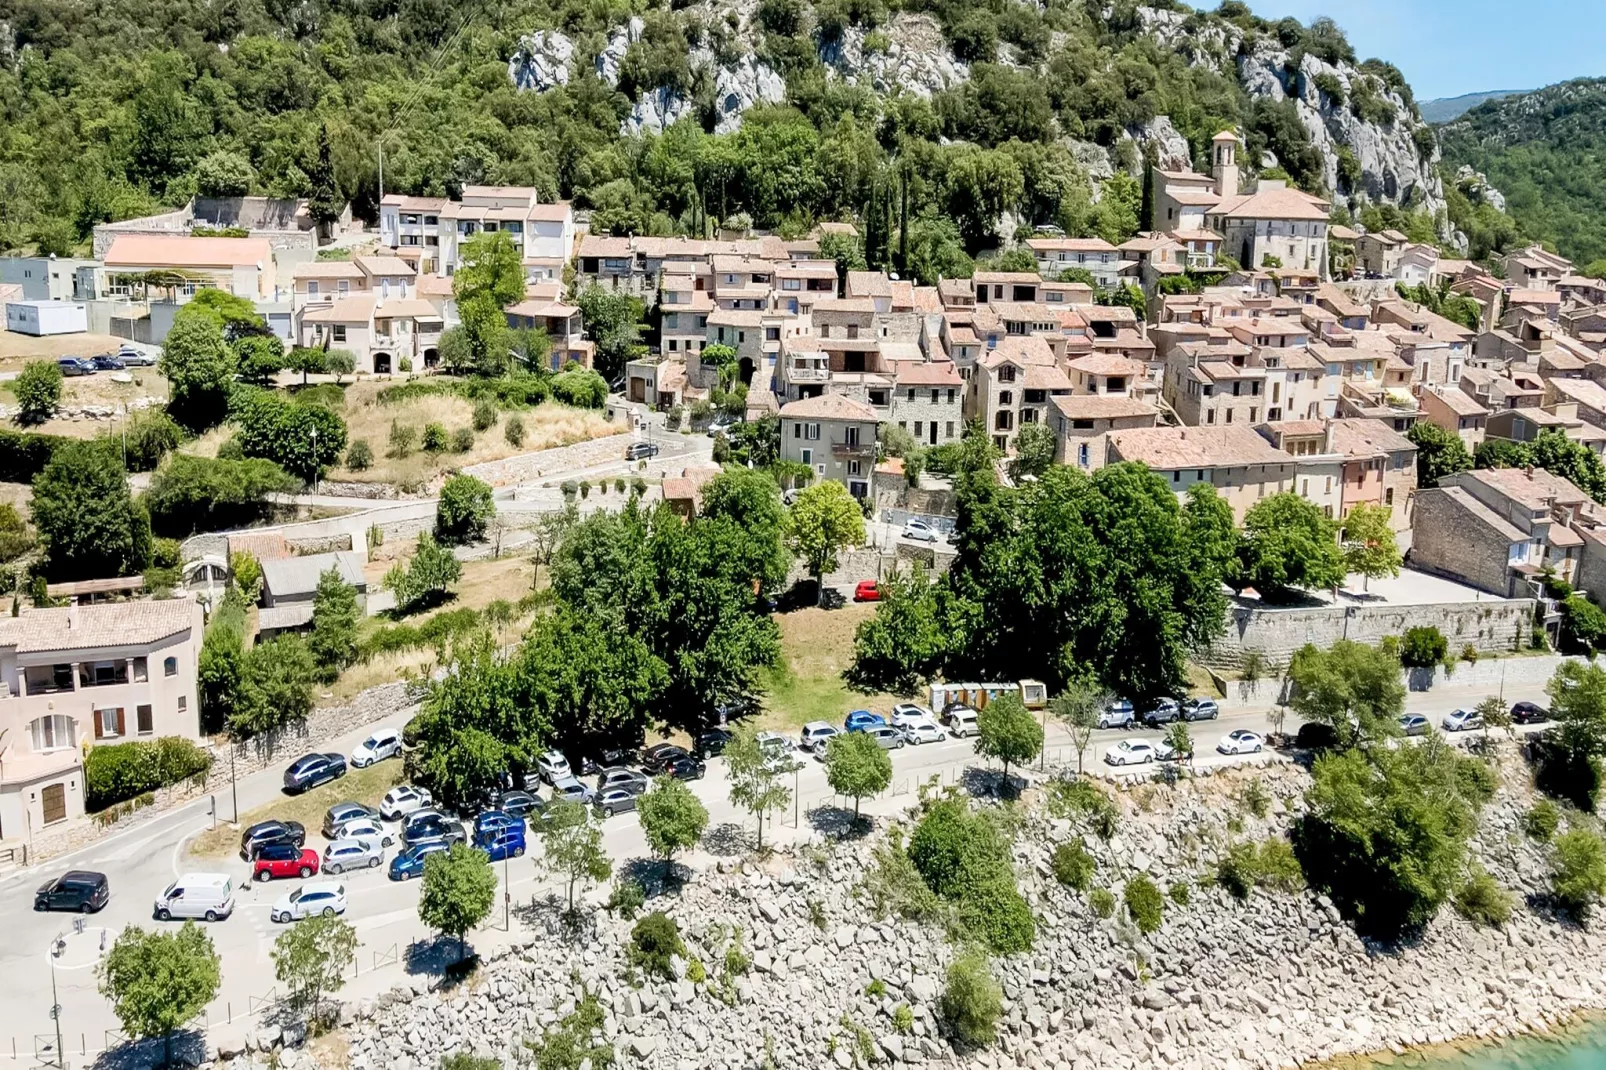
[473,811,524,840]
[942,703,979,738]
[641,743,690,774]
[852,580,881,603]
[1398,714,1431,737]
[379,785,433,820]
[322,838,384,874]
[901,720,948,745]
[865,725,905,750]
[117,345,156,366]
[1512,701,1550,725]
[1181,698,1220,722]
[594,787,640,817]
[154,874,234,922]
[240,820,305,860]
[1099,700,1136,729]
[322,801,379,840]
[664,755,706,781]
[757,731,796,771]
[1142,699,1182,727]
[548,775,594,804]
[707,415,739,437]
[90,353,125,371]
[497,790,543,818]
[252,843,319,882]
[800,722,841,750]
[1154,738,1190,762]
[284,752,347,793]
[536,751,573,785]
[389,841,449,881]
[271,881,346,924]
[1217,730,1266,755]
[1105,739,1157,766]
[844,710,886,733]
[890,704,935,729]
[625,441,660,460]
[352,727,402,767]
[56,357,94,376]
[697,728,733,756]
[329,816,394,848]
[401,814,466,848]
[902,519,939,543]
[595,767,650,796]
[1442,708,1483,732]
[35,871,109,913]
[477,827,527,861]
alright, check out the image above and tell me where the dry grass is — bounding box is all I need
[325,649,441,704]
[188,759,406,858]
[759,603,904,731]
[0,482,31,515]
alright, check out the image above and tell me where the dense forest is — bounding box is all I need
[1439,79,1606,269]
[0,0,1411,276]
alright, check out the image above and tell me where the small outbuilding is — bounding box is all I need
[5,300,88,336]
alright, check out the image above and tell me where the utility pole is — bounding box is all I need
[49,936,64,1070]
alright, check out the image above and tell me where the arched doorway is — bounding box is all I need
[738,356,755,385]
[423,348,439,369]
[373,352,392,374]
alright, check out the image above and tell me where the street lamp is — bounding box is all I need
[310,426,319,496]
[48,930,64,1070]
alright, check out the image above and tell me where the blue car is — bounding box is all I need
[388,841,449,881]
[473,810,524,839]
[476,827,527,862]
[844,710,886,733]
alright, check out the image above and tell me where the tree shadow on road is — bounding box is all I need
[90,1029,206,1070]
[806,804,871,840]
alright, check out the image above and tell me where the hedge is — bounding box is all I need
[85,737,213,812]
[0,429,68,483]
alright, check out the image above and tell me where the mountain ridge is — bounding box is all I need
[1420,89,1529,125]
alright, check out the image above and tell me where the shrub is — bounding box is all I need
[345,440,373,471]
[145,454,299,537]
[1046,779,1118,838]
[1168,881,1192,907]
[399,357,413,372]
[504,416,525,447]
[1399,625,1448,668]
[85,738,212,811]
[560,481,578,500]
[632,476,647,495]
[629,912,685,979]
[939,951,1001,1048]
[0,429,67,483]
[1123,874,1164,934]
[892,1004,914,1034]
[120,410,186,472]
[1050,842,1095,890]
[451,427,474,453]
[614,477,625,493]
[579,481,591,499]
[1255,839,1305,892]
[1455,869,1512,927]
[13,359,63,425]
[864,978,887,999]
[422,422,448,452]
[435,474,495,545]
[1088,888,1115,918]
[1553,828,1606,917]
[607,879,646,919]
[958,880,1036,954]
[388,422,417,458]
[1294,722,1339,750]
[1526,800,1562,842]
[471,398,497,432]
[1239,778,1272,819]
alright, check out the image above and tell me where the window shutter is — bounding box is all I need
[116,708,126,737]
[93,714,103,740]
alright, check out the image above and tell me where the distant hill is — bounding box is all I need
[1438,79,1606,266]
[1421,89,1529,124]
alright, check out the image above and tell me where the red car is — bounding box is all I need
[252,842,319,882]
[853,580,881,603]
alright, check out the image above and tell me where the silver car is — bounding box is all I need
[322,838,384,874]
[549,775,594,804]
[865,725,905,750]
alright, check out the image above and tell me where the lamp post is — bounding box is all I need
[310,426,319,496]
[49,931,64,1070]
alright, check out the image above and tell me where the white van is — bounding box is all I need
[154,873,235,922]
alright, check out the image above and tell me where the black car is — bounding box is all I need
[641,743,690,774]
[90,354,126,371]
[697,728,733,756]
[1512,701,1550,725]
[240,820,306,860]
[35,871,110,913]
[625,441,660,461]
[284,752,347,793]
[664,755,706,781]
[401,814,467,848]
[497,790,543,818]
[322,801,379,840]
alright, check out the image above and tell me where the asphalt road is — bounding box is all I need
[0,681,1550,1059]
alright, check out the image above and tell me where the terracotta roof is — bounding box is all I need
[1024,237,1117,253]
[1211,185,1330,222]
[779,393,878,421]
[845,271,892,298]
[293,262,365,280]
[973,271,1042,284]
[1328,418,1416,458]
[1425,387,1488,417]
[1107,426,1293,470]
[105,234,272,269]
[381,195,449,211]
[1049,395,1159,421]
[1546,377,1606,413]
[1023,364,1074,390]
[1163,189,1224,207]
[894,361,962,387]
[1510,289,1562,306]
[355,256,417,277]
[1460,467,1590,511]
[1259,419,1326,439]
[0,598,198,654]
[303,296,377,323]
[1067,353,1147,378]
[981,335,1056,367]
[527,203,573,222]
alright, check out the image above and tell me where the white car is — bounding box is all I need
[901,719,948,745]
[351,727,401,767]
[536,751,572,785]
[330,816,395,848]
[902,519,939,543]
[800,721,841,750]
[322,838,384,874]
[757,731,797,772]
[890,704,935,729]
[271,881,347,924]
[1442,708,1483,732]
[1217,730,1266,755]
[379,785,433,821]
[1105,739,1157,766]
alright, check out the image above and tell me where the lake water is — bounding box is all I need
[1353,1022,1606,1070]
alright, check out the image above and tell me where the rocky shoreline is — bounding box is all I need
[221,756,1606,1070]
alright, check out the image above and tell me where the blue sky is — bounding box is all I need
[1244,0,1606,99]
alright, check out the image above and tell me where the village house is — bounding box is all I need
[1412,467,1592,596]
[969,335,1073,454]
[1051,394,1160,471]
[1418,386,1490,451]
[1104,424,1298,522]
[379,187,575,278]
[1328,418,1418,533]
[889,361,965,448]
[1255,420,1345,518]
[778,393,879,500]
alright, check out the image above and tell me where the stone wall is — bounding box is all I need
[461,431,630,487]
[1199,596,1533,671]
[1209,652,1570,709]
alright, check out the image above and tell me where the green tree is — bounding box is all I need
[194,150,255,197]
[404,634,527,812]
[453,231,524,376]
[143,454,297,537]
[160,313,238,430]
[787,481,865,603]
[1407,421,1473,489]
[435,474,495,545]
[307,124,344,231]
[974,693,1043,786]
[1050,681,1109,774]
[198,592,247,733]
[1008,422,1057,482]
[1287,640,1407,749]
[824,731,893,820]
[1544,659,1606,808]
[384,533,463,614]
[577,285,646,382]
[418,843,498,961]
[31,440,151,580]
[1552,828,1606,917]
[1340,502,1401,590]
[230,389,347,482]
[13,360,62,425]
[233,335,287,385]
[271,913,357,1022]
[538,799,613,913]
[636,776,709,878]
[307,567,359,681]
[847,566,947,693]
[231,634,316,737]
[940,951,1002,1048]
[725,723,792,851]
[97,923,222,1067]
[1238,492,1346,599]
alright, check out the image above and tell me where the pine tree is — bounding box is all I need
[308,124,343,230]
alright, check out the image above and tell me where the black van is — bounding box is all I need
[35,871,110,913]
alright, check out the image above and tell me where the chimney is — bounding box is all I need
[68,597,79,631]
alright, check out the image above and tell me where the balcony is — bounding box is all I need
[787,361,830,383]
[832,441,874,458]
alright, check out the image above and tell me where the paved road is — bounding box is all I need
[0,681,1547,1060]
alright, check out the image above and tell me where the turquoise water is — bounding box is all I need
[1384,1023,1606,1069]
